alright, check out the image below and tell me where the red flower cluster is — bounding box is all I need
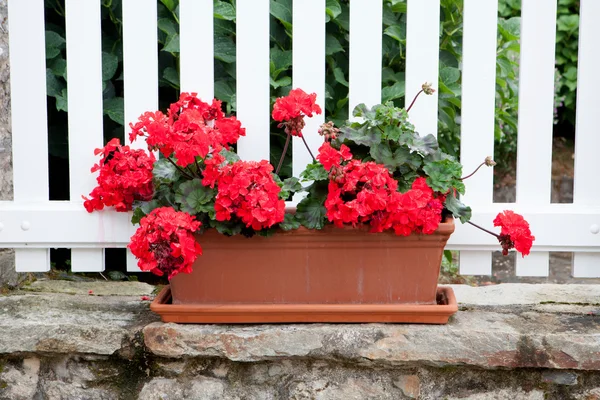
[128,207,202,279]
[272,88,322,137]
[203,159,285,230]
[493,210,535,256]
[319,143,444,235]
[83,138,155,212]
[129,93,245,167]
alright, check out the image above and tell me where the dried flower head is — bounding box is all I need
[422,82,435,95]
[485,156,496,167]
[318,121,340,141]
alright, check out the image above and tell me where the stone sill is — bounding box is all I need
[1,281,600,371]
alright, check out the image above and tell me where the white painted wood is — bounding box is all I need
[236,0,270,161]
[70,248,104,272]
[405,0,440,137]
[65,0,105,272]
[515,0,556,206]
[180,0,214,99]
[459,251,492,276]
[516,252,549,277]
[122,0,159,150]
[460,0,497,207]
[8,0,50,272]
[292,0,325,178]
[573,0,600,277]
[348,0,383,113]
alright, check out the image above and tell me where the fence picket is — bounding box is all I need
[572,0,600,277]
[7,0,50,271]
[514,0,557,276]
[65,0,105,272]
[457,0,498,275]
[122,0,159,271]
[348,0,383,113]
[235,0,270,162]
[292,0,325,179]
[405,0,440,138]
[179,0,214,99]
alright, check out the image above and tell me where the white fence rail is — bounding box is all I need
[3,0,600,277]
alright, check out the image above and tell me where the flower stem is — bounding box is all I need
[467,220,499,239]
[406,89,424,113]
[195,159,203,178]
[300,135,316,162]
[460,162,486,181]
[166,157,194,180]
[275,134,291,175]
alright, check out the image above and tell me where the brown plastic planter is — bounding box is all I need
[151,285,458,324]
[154,218,456,323]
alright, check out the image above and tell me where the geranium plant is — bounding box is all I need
[84,85,534,279]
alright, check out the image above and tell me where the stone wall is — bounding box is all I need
[2,281,600,399]
[0,0,16,288]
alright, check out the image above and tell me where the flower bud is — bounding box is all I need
[318,121,340,141]
[485,156,496,167]
[422,82,435,95]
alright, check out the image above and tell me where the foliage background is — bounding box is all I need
[43,0,579,195]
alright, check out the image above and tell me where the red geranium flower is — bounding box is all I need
[128,207,202,279]
[317,142,353,171]
[493,210,535,256]
[83,138,155,212]
[272,88,322,137]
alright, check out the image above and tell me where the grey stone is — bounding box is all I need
[184,377,225,399]
[0,292,158,355]
[137,378,184,400]
[393,375,420,398]
[41,381,117,400]
[0,249,17,287]
[542,370,578,385]
[22,280,155,296]
[445,389,545,400]
[0,358,40,400]
[450,283,600,305]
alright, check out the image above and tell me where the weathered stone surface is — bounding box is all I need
[0,249,17,287]
[0,358,40,400]
[22,280,155,296]
[542,370,578,386]
[0,292,158,355]
[393,374,420,398]
[144,305,600,370]
[450,283,600,305]
[445,389,545,400]
[41,381,117,400]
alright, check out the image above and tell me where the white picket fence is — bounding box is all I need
[3,0,600,277]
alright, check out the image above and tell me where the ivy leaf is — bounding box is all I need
[326,0,342,19]
[326,34,345,55]
[214,35,236,63]
[162,34,180,53]
[55,89,68,112]
[209,220,242,236]
[214,1,236,21]
[440,66,460,86]
[498,17,521,41]
[381,81,405,103]
[300,162,329,182]
[270,0,292,31]
[296,196,327,230]
[383,25,405,42]
[279,213,300,231]
[45,31,65,59]
[333,67,349,87]
[162,67,179,88]
[46,68,65,98]
[175,179,216,215]
[159,0,177,11]
[270,76,292,89]
[103,97,124,125]
[157,18,178,37]
[423,159,465,194]
[153,157,180,183]
[445,191,472,224]
[131,200,162,225]
[48,57,67,80]
[102,52,119,81]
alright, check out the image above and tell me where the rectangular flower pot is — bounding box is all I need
[150,285,458,324]
[168,218,455,309]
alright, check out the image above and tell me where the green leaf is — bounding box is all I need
[445,191,472,223]
[557,14,579,33]
[296,196,327,230]
[48,57,67,80]
[102,52,119,81]
[423,158,464,194]
[157,18,178,37]
[163,67,180,88]
[162,34,180,53]
[214,35,236,63]
[326,34,345,55]
[326,0,342,19]
[381,81,405,102]
[333,67,349,87]
[270,76,292,89]
[498,17,521,41]
[209,220,242,236]
[340,124,382,147]
[55,89,68,112]
[390,0,407,13]
[403,133,439,156]
[153,158,180,182]
[46,68,65,98]
[383,25,405,42]
[270,0,293,30]
[369,142,394,167]
[440,66,460,85]
[219,147,241,163]
[300,162,329,182]
[103,97,124,125]
[160,0,177,11]
[279,213,300,231]
[279,177,303,199]
[175,179,216,215]
[214,1,236,20]
[214,80,235,103]
[45,31,65,59]
[131,200,162,225]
